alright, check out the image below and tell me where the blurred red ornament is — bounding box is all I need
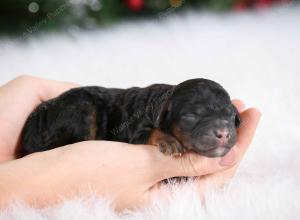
[255,0,273,9]
[234,1,248,11]
[233,0,291,11]
[125,0,144,12]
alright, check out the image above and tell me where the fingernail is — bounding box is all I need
[219,148,236,167]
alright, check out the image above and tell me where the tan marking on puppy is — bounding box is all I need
[147,128,185,156]
[171,125,193,151]
[147,128,166,145]
[88,111,97,139]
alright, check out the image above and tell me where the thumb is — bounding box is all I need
[154,146,238,180]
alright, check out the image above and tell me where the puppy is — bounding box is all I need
[22,78,240,158]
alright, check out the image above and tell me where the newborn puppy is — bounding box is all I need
[22,78,240,158]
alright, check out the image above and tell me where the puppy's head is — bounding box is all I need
[158,78,240,157]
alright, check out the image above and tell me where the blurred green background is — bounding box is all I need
[0,0,296,35]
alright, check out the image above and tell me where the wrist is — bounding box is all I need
[0,148,74,209]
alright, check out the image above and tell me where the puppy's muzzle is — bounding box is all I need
[191,119,237,157]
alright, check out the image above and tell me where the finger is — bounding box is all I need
[33,76,78,101]
[195,153,239,196]
[2,75,77,105]
[195,149,240,196]
[236,108,261,156]
[231,99,245,113]
[153,148,238,181]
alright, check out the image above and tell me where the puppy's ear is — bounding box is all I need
[233,105,241,128]
[154,101,172,128]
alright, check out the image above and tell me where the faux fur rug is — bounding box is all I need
[0,4,300,220]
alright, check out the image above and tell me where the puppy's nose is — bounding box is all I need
[214,129,230,143]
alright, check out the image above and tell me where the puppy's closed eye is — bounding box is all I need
[180,114,199,128]
[181,113,197,120]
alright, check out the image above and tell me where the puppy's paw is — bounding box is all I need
[157,137,185,157]
[147,128,186,157]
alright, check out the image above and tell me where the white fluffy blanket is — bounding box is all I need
[0,4,300,219]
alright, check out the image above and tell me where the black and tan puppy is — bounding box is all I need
[22,78,240,158]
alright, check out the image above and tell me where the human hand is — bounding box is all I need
[0,75,76,162]
[0,76,260,212]
[0,132,255,212]
[52,100,259,211]
[0,102,260,211]
[193,100,261,196]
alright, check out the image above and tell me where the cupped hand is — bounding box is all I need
[194,100,261,196]
[0,76,260,211]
